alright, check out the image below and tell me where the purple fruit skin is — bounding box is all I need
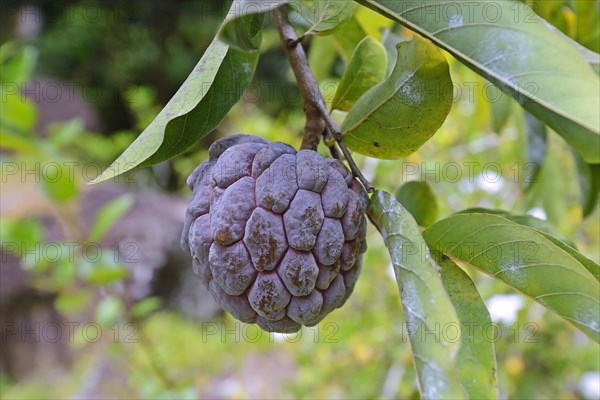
[182,135,367,333]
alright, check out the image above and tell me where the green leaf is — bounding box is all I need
[491,93,513,133]
[48,119,85,149]
[54,290,92,315]
[538,231,600,284]
[381,28,406,77]
[332,16,367,61]
[458,208,575,248]
[40,161,78,204]
[0,42,37,85]
[438,258,498,399]
[341,36,452,159]
[423,213,600,341]
[87,194,134,243]
[0,88,38,134]
[80,257,128,285]
[572,150,600,218]
[308,35,338,81]
[0,129,43,154]
[572,0,600,54]
[536,13,600,74]
[522,111,547,190]
[92,4,261,183]
[394,181,438,227]
[96,296,124,326]
[331,36,387,112]
[218,0,277,51]
[52,259,77,286]
[0,218,43,256]
[131,297,162,319]
[299,0,357,37]
[354,0,600,163]
[369,191,466,399]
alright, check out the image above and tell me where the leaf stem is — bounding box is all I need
[272,7,374,193]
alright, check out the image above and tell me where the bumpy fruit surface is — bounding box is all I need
[181,134,368,332]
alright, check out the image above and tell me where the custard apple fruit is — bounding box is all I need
[181,134,368,333]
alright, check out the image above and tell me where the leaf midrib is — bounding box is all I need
[359,0,600,134]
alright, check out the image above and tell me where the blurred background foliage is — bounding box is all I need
[0,0,598,399]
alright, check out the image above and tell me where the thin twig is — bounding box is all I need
[272,7,374,193]
[325,128,374,192]
[272,8,324,152]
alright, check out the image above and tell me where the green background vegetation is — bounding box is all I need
[1,1,598,398]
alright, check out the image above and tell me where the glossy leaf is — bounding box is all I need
[331,36,387,112]
[299,0,357,37]
[459,207,574,248]
[341,36,452,159]
[522,111,547,190]
[92,3,261,183]
[354,0,600,163]
[423,213,600,342]
[438,258,498,399]
[369,191,466,399]
[87,194,134,243]
[394,181,438,227]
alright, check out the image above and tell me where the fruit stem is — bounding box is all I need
[272,7,325,153]
[272,7,374,193]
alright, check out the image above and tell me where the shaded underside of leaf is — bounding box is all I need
[369,190,466,399]
[572,149,600,218]
[423,213,600,342]
[93,4,262,183]
[522,111,547,191]
[353,0,600,163]
[219,0,286,50]
[438,258,498,399]
[140,45,259,167]
[394,180,438,227]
